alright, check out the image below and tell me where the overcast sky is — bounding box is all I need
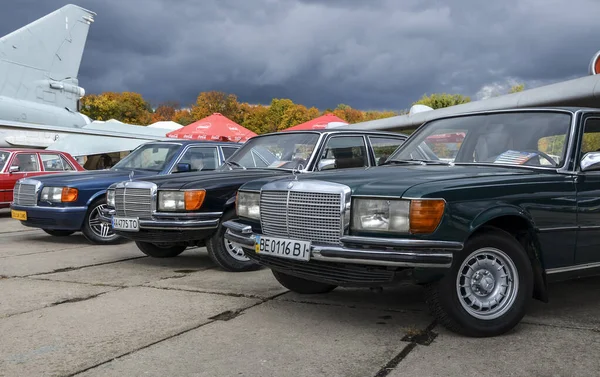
[2,0,599,111]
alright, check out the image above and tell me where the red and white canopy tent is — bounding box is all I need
[166,113,257,142]
[282,113,348,131]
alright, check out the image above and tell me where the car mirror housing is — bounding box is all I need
[317,159,336,171]
[8,166,19,173]
[175,163,191,173]
[581,152,600,171]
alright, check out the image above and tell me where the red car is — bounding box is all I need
[0,148,85,209]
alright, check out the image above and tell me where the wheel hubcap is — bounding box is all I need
[456,247,518,320]
[224,238,249,261]
[89,204,116,239]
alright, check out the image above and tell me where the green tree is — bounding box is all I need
[413,93,471,109]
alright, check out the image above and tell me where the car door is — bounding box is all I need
[314,135,370,171]
[5,152,42,203]
[574,114,600,265]
[0,151,12,204]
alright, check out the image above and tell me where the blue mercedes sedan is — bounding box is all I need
[10,140,241,244]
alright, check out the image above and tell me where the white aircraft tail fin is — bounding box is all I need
[0,4,95,110]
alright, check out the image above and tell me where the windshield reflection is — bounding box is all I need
[112,143,181,172]
[388,112,572,168]
[223,132,320,170]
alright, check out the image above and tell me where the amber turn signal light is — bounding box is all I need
[409,200,445,234]
[61,187,78,202]
[184,190,206,211]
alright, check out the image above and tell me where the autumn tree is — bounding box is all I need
[172,108,194,126]
[191,91,240,121]
[151,101,179,123]
[80,92,153,125]
[333,104,365,123]
[413,93,471,109]
[238,104,270,134]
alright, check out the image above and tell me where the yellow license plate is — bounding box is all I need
[11,210,27,221]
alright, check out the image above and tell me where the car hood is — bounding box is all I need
[26,169,157,187]
[244,164,542,198]
[131,168,292,190]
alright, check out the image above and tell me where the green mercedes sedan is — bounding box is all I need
[224,107,600,337]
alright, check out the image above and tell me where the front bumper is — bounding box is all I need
[224,220,458,268]
[224,220,460,286]
[99,207,221,243]
[10,204,87,231]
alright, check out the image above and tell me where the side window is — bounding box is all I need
[10,153,40,172]
[221,147,238,160]
[318,136,368,170]
[174,147,219,172]
[579,117,600,170]
[41,154,75,171]
[369,136,405,166]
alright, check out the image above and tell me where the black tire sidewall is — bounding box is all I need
[206,210,260,272]
[82,197,120,244]
[433,229,533,337]
[135,241,186,258]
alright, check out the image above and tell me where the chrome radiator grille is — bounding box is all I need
[260,190,343,244]
[13,182,37,206]
[115,187,153,219]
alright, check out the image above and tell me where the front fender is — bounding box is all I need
[86,189,107,206]
[470,205,536,233]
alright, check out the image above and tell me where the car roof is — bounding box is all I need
[256,129,408,138]
[148,140,243,146]
[0,148,70,153]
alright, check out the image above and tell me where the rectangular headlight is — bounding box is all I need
[158,190,205,212]
[158,191,185,211]
[40,187,65,203]
[352,198,410,233]
[351,198,445,234]
[236,191,260,220]
[106,189,115,208]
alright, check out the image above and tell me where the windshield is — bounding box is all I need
[0,151,9,171]
[223,132,320,170]
[112,143,181,172]
[388,111,572,168]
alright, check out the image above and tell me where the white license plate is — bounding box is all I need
[254,235,311,261]
[112,217,140,232]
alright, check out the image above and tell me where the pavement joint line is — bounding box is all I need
[24,276,126,288]
[372,320,438,377]
[0,246,90,259]
[274,296,426,313]
[140,284,281,300]
[68,290,289,376]
[521,319,600,333]
[17,256,148,278]
[0,288,123,320]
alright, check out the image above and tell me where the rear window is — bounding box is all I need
[0,151,8,171]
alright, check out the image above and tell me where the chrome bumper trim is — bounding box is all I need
[100,208,220,231]
[223,220,455,268]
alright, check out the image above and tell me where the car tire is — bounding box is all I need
[81,197,121,245]
[424,228,533,337]
[135,241,187,258]
[43,229,75,237]
[272,270,337,294]
[206,210,261,272]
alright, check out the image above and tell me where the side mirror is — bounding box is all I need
[317,159,336,171]
[581,152,600,171]
[8,166,19,174]
[175,163,191,173]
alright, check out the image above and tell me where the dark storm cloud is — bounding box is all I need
[1,0,599,110]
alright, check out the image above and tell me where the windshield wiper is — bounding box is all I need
[225,161,246,170]
[382,159,453,166]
